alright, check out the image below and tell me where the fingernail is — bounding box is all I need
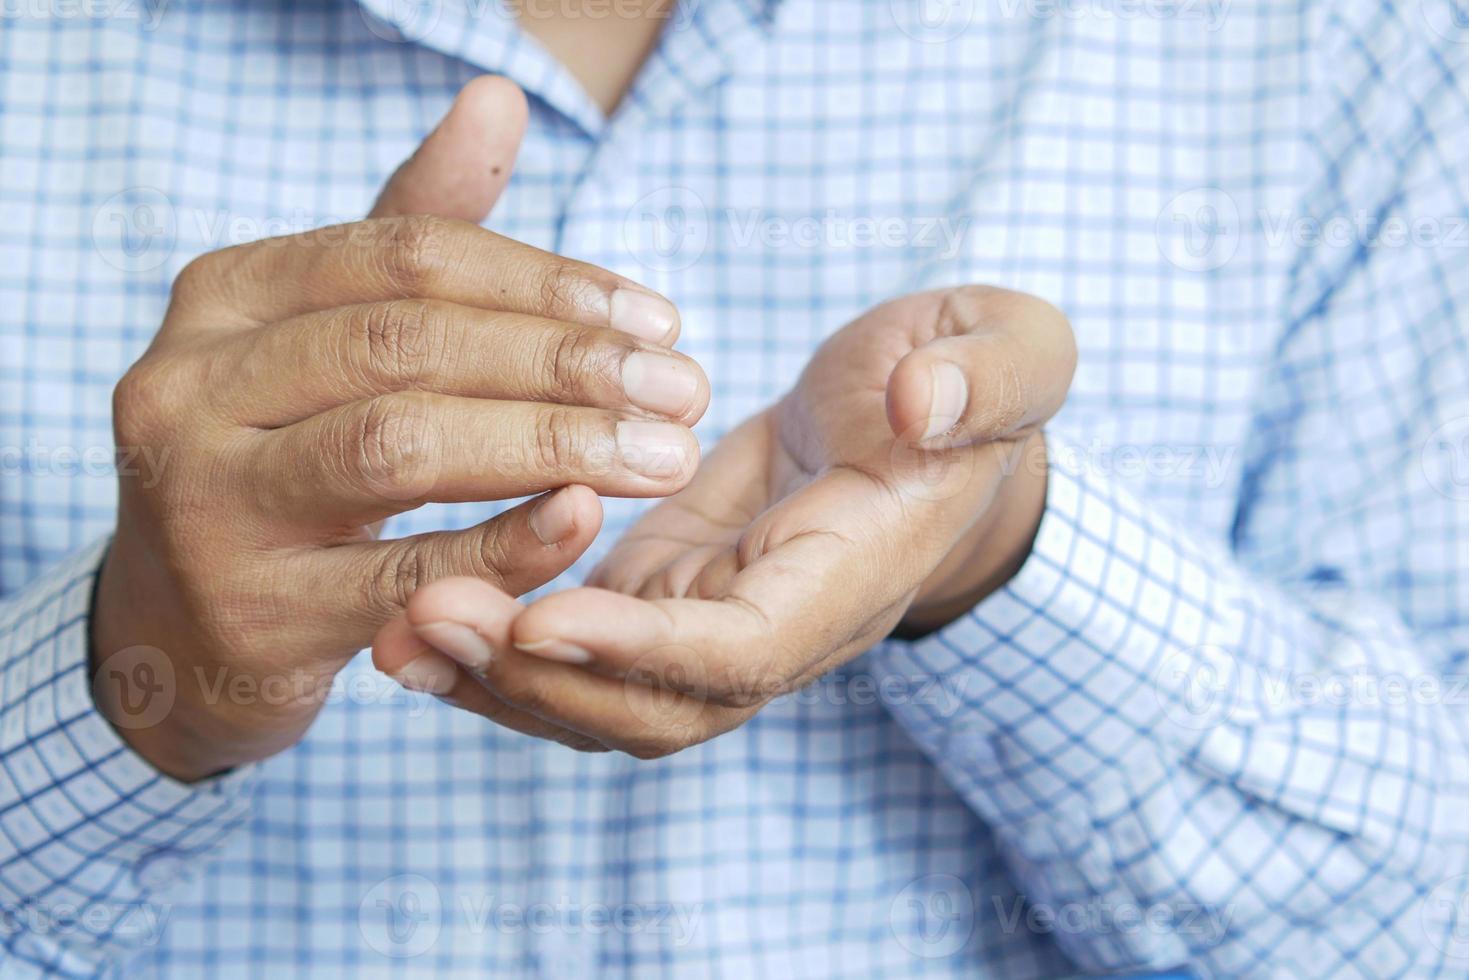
[609,288,677,343]
[415,621,494,671]
[528,488,577,545]
[924,362,969,441]
[514,638,593,664]
[622,351,699,417]
[616,420,690,479]
[391,651,459,695]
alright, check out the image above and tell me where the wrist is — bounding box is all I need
[900,432,1048,635]
[91,542,274,782]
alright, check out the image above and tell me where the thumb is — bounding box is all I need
[885,286,1076,448]
[370,75,529,222]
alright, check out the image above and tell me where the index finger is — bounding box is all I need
[163,215,679,344]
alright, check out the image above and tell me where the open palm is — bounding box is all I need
[374,286,1074,757]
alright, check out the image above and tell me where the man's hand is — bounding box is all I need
[92,77,709,780]
[373,286,1075,757]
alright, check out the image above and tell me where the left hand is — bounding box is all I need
[373,286,1075,756]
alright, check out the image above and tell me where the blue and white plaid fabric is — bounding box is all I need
[2,0,1468,975]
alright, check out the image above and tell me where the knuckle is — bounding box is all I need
[358,300,436,387]
[168,251,223,308]
[625,725,699,760]
[381,214,448,294]
[528,406,585,474]
[936,284,996,334]
[112,359,183,445]
[501,673,553,716]
[625,741,675,761]
[466,523,514,586]
[368,542,432,612]
[537,259,590,316]
[352,394,437,500]
[544,327,604,401]
[558,735,610,754]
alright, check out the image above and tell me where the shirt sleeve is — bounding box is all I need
[875,7,1469,977]
[0,538,257,977]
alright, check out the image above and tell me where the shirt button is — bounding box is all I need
[132,847,186,890]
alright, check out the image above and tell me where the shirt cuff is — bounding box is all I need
[0,537,257,972]
[875,427,1225,823]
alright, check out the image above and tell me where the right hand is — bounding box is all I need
[91,77,709,781]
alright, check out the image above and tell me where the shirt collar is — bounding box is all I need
[353,0,785,137]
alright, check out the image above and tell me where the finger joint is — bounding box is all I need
[358,300,436,389]
[352,394,437,501]
[381,215,448,296]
